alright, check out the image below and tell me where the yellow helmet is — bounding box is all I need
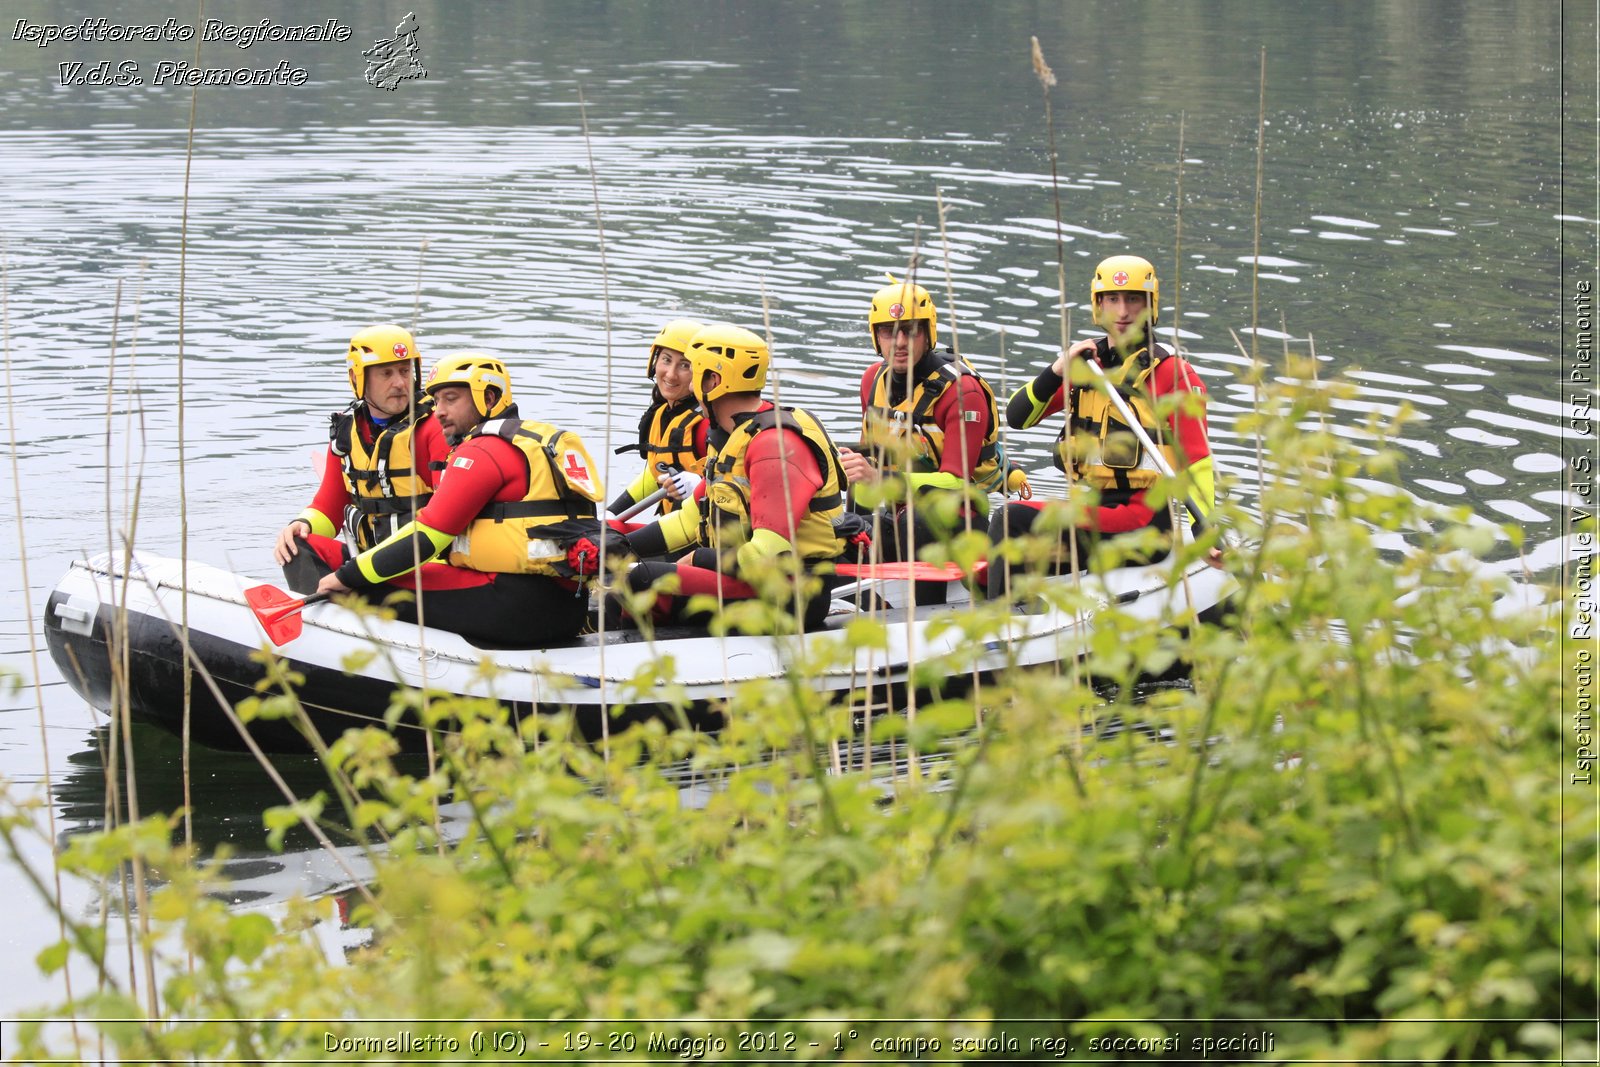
[424,351,513,420]
[346,324,419,400]
[647,318,705,378]
[686,323,768,406]
[1090,255,1159,329]
[867,276,938,354]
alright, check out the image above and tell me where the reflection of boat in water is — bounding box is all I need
[52,724,413,898]
[50,726,433,962]
[43,548,1237,755]
[45,667,1217,968]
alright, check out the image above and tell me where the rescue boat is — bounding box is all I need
[43,547,1236,754]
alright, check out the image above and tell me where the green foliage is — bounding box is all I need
[6,376,1593,1062]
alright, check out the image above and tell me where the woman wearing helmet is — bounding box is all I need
[987,255,1215,599]
[607,317,710,524]
[273,324,450,594]
[620,323,850,633]
[312,352,609,647]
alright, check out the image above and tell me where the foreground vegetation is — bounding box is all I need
[4,376,1593,1063]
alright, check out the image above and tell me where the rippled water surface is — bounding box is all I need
[0,0,1590,1014]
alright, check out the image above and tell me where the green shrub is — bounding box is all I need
[7,376,1592,1063]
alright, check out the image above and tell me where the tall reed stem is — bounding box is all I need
[176,2,203,868]
[4,239,85,1055]
[1251,48,1269,506]
[1030,35,1085,705]
[576,81,617,768]
[1252,47,1266,367]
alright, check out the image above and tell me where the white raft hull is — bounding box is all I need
[44,549,1236,753]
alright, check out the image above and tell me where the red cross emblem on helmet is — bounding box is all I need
[889,303,905,319]
[392,343,410,358]
[1112,271,1129,286]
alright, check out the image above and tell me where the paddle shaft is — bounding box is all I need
[615,484,672,521]
[263,590,331,624]
[1079,357,1209,533]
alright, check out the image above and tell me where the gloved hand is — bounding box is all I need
[659,466,703,502]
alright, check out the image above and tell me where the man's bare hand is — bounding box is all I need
[315,571,351,596]
[273,519,310,566]
[1051,337,1102,376]
[838,447,879,486]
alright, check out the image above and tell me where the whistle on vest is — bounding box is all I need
[1005,466,1033,499]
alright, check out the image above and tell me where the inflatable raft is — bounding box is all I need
[44,547,1235,754]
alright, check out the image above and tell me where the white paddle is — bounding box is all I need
[1079,357,1211,533]
[612,485,672,521]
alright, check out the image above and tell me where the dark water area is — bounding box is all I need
[0,0,1591,1015]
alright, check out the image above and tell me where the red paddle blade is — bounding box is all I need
[244,584,307,645]
[834,561,969,582]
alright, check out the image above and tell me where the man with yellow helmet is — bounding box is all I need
[273,324,449,593]
[312,352,608,646]
[987,254,1215,597]
[607,317,709,522]
[621,323,850,632]
[838,275,1012,582]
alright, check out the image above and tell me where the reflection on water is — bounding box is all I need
[52,723,455,910]
[48,697,1192,910]
[0,0,1585,1014]
[0,121,1572,563]
[54,723,337,850]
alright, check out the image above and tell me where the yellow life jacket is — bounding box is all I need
[1056,343,1182,492]
[639,397,705,515]
[331,396,435,550]
[701,406,848,563]
[445,418,606,575]
[862,349,1004,493]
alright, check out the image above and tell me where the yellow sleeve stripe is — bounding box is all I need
[354,520,454,584]
[622,466,657,508]
[1015,379,1055,429]
[298,508,339,539]
[1187,456,1216,518]
[905,470,967,494]
[735,528,795,579]
[658,495,702,554]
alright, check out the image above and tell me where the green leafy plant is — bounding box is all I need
[5,375,1591,1064]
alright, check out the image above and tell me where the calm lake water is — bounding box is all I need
[0,0,1591,1017]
